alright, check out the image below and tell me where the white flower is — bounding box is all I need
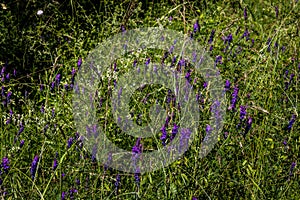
[37,10,43,15]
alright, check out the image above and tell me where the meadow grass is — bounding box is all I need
[0,0,299,199]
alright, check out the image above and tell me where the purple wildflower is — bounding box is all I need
[52,158,58,170]
[61,191,67,200]
[132,138,142,154]
[244,117,253,136]
[242,28,250,41]
[203,125,213,142]
[6,91,12,104]
[185,69,191,83]
[69,188,78,200]
[203,82,208,88]
[289,162,296,176]
[133,60,137,67]
[193,20,199,33]
[229,85,239,110]
[240,105,247,120]
[215,55,222,65]
[51,81,55,91]
[160,126,167,146]
[30,155,39,180]
[170,123,179,141]
[77,58,82,69]
[40,105,45,113]
[179,128,191,153]
[145,58,150,66]
[275,6,279,18]
[134,168,140,187]
[121,25,126,33]
[244,7,247,20]
[18,123,24,135]
[225,80,231,91]
[283,139,287,146]
[67,137,74,149]
[287,114,296,131]
[208,29,215,44]
[5,73,9,82]
[1,157,10,173]
[20,140,25,148]
[115,174,121,189]
[251,38,255,47]
[55,74,61,85]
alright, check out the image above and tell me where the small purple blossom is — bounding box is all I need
[121,25,126,33]
[69,188,78,199]
[289,162,296,176]
[20,140,25,148]
[240,105,247,120]
[67,137,74,149]
[287,114,296,131]
[208,29,215,44]
[6,91,12,104]
[18,123,24,135]
[1,157,10,173]
[30,155,39,180]
[115,174,121,189]
[55,74,61,85]
[61,191,67,200]
[40,105,45,113]
[193,20,199,33]
[229,85,239,111]
[170,123,179,141]
[275,6,279,18]
[244,117,253,136]
[225,80,231,91]
[244,7,247,20]
[160,126,167,146]
[242,28,250,41]
[53,159,58,170]
[77,58,82,69]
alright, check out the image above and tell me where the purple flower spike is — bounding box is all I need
[160,126,167,146]
[240,105,247,120]
[6,91,12,104]
[121,25,126,33]
[67,137,74,149]
[289,162,296,176]
[30,155,39,180]
[18,123,24,135]
[244,7,247,20]
[145,58,150,66]
[5,73,9,82]
[229,85,239,111]
[275,6,279,18]
[1,157,10,173]
[193,20,199,33]
[77,58,82,70]
[61,191,66,200]
[53,159,58,170]
[20,140,25,148]
[225,80,231,91]
[208,29,215,44]
[115,174,121,189]
[55,74,61,85]
[287,114,296,131]
[244,117,253,136]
